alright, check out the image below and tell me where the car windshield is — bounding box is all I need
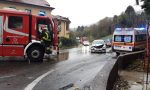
[92,40,104,44]
[84,41,89,43]
[106,39,112,42]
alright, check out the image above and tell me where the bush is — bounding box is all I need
[59,37,78,48]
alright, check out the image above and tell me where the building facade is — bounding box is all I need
[0,0,70,38]
[56,15,71,38]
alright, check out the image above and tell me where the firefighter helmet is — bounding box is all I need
[41,25,47,30]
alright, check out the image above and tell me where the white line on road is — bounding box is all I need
[0,75,16,79]
[24,69,54,90]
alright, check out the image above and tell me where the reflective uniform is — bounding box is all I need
[41,30,51,47]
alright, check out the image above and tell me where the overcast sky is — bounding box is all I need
[47,0,142,28]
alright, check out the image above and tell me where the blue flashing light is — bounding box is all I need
[38,12,45,16]
[114,24,121,28]
[115,28,122,30]
[136,24,146,29]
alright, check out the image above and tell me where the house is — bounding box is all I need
[0,0,54,16]
[0,0,71,38]
[56,15,71,38]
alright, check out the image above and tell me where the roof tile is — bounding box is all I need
[4,0,51,8]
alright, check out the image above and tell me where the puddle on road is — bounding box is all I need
[58,52,69,61]
[0,47,111,78]
[0,51,69,75]
[82,46,90,53]
[0,46,105,64]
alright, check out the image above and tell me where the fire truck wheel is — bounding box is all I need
[27,47,44,62]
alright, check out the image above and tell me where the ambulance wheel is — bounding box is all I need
[27,47,44,62]
[116,52,120,57]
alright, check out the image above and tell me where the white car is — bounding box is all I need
[82,41,90,46]
[91,40,106,53]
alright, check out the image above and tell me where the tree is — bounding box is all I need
[136,0,139,5]
[125,5,136,16]
[118,13,129,27]
[76,26,84,32]
[142,0,150,15]
[125,5,136,27]
[136,0,150,15]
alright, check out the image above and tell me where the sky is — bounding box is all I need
[47,0,142,28]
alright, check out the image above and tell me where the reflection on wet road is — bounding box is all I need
[0,46,115,90]
[82,46,90,53]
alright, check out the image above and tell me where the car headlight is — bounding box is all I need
[91,46,95,49]
[102,45,106,49]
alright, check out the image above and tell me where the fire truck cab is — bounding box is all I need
[0,10,58,61]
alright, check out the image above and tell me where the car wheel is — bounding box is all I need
[104,49,106,53]
[27,47,44,62]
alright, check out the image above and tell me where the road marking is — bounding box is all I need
[0,75,16,79]
[24,70,54,90]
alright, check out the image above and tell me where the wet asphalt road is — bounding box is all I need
[0,46,115,90]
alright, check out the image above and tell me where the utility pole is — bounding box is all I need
[146,22,149,84]
[145,21,150,90]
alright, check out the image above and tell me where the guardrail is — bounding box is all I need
[90,50,145,90]
[107,50,145,90]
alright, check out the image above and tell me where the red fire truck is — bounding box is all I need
[0,9,58,61]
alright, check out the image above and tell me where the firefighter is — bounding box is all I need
[41,26,51,54]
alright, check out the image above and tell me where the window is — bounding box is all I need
[66,22,70,30]
[25,9,32,13]
[114,35,132,43]
[9,7,16,9]
[92,41,104,44]
[135,34,146,42]
[114,35,123,42]
[0,16,3,44]
[124,35,132,43]
[8,16,23,29]
[36,19,51,39]
[40,11,46,14]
